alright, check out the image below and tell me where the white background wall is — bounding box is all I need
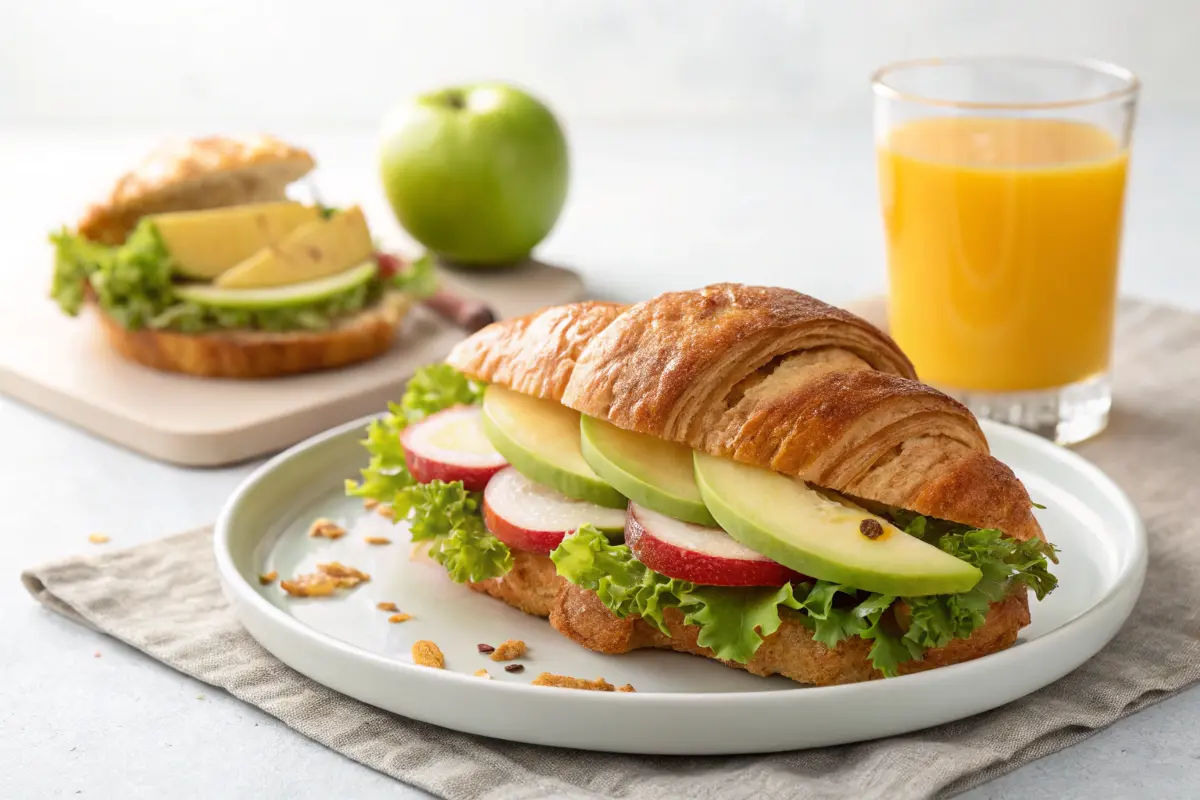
[3,0,1197,130]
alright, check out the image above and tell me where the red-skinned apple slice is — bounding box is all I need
[626,503,804,587]
[401,406,507,491]
[483,466,626,554]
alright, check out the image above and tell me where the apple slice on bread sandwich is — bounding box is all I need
[50,134,434,378]
[349,284,1057,685]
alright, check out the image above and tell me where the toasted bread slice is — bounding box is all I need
[94,291,411,379]
[77,135,315,245]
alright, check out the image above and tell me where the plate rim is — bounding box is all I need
[213,415,1147,709]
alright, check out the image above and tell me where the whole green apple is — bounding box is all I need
[379,83,569,267]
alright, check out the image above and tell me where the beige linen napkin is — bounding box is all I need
[21,300,1200,800]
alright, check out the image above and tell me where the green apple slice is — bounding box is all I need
[150,201,320,279]
[693,452,982,596]
[480,385,626,509]
[580,416,717,526]
[174,260,377,310]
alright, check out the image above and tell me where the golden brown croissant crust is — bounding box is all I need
[78,134,316,245]
[94,291,410,379]
[467,549,564,617]
[447,283,1043,542]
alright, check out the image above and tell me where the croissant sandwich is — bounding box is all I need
[49,134,434,378]
[349,284,1058,685]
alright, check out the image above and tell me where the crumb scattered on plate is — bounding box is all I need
[258,571,278,585]
[504,664,525,674]
[490,639,526,662]
[93,651,101,658]
[376,601,398,612]
[88,533,110,545]
[473,669,491,679]
[412,640,444,669]
[279,562,370,597]
[307,518,346,540]
[363,498,380,510]
[364,536,392,545]
[388,613,413,624]
[376,505,395,521]
[531,673,633,692]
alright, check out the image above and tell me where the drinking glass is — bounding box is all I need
[873,57,1139,445]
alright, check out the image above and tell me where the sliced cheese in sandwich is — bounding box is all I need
[214,206,374,289]
[149,201,320,279]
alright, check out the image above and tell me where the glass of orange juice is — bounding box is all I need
[873,57,1138,445]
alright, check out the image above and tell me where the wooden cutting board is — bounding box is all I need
[0,261,583,466]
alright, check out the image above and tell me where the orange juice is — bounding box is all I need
[879,117,1128,392]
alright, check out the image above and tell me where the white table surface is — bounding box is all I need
[3,115,1199,799]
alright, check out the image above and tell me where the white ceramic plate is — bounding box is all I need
[214,417,1146,755]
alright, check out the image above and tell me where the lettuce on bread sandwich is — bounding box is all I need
[51,135,433,378]
[349,284,1057,685]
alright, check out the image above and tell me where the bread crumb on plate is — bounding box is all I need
[258,571,278,585]
[412,640,444,669]
[88,533,110,544]
[307,518,347,539]
[388,613,413,624]
[364,536,392,545]
[280,562,370,597]
[489,639,526,662]
[376,601,398,612]
[531,673,634,692]
[473,669,491,679]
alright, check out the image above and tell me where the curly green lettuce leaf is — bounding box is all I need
[50,221,177,327]
[789,585,919,676]
[900,526,1058,654]
[681,583,802,664]
[431,520,513,583]
[398,362,485,423]
[344,364,484,506]
[344,409,413,506]
[552,526,805,663]
[551,524,689,633]
[50,228,110,315]
[937,526,1060,595]
[798,581,869,648]
[391,252,438,299]
[403,480,481,541]
[390,479,510,583]
[860,598,925,677]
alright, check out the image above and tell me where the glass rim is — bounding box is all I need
[871,55,1140,111]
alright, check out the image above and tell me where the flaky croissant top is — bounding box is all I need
[447,284,1044,543]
